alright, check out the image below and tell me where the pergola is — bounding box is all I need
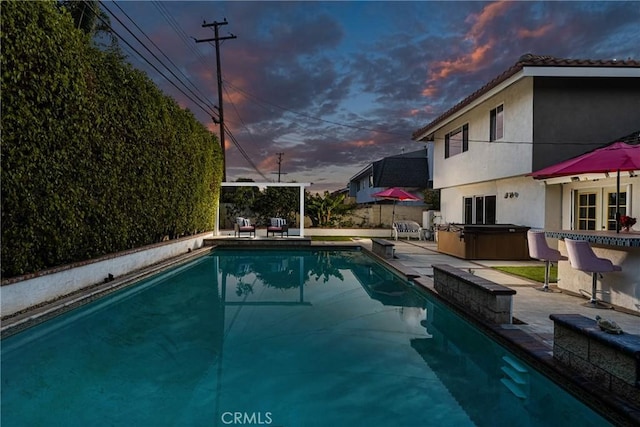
[217,182,311,237]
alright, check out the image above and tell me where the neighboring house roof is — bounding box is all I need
[372,156,428,188]
[614,130,640,146]
[412,53,640,141]
[349,148,430,188]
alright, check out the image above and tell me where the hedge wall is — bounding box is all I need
[1,1,223,278]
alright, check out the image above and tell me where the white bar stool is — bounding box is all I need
[527,230,567,292]
[564,239,622,309]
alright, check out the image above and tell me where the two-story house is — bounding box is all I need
[411,54,640,230]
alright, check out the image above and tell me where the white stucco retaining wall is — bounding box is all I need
[1,232,213,317]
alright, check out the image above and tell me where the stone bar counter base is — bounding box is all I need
[432,264,516,324]
[550,314,640,407]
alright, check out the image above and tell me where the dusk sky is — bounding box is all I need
[103,1,640,192]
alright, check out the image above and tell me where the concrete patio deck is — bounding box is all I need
[381,238,640,346]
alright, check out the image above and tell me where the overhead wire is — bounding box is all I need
[224,124,269,180]
[151,1,211,70]
[124,2,267,178]
[96,1,219,121]
[112,1,217,114]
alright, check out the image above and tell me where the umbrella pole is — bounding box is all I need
[616,169,620,233]
[392,201,396,225]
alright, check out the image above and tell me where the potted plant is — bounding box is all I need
[619,215,636,232]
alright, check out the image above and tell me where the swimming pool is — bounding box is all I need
[1,248,611,426]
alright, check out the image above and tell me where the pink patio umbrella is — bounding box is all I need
[372,187,421,224]
[529,142,640,232]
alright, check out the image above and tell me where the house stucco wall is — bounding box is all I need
[439,176,546,226]
[432,78,534,190]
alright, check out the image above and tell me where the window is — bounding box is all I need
[445,124,469,158]
[606,190,627,230]
[463,195,496,225]
[576,193,597,230]
[484,196,496,224]
[490,104,503,141]
[464,197,473,224]
[475,197,484,224]
[368,174,374,188]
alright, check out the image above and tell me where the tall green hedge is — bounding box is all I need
[1,1,223,278]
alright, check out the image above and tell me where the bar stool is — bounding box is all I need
[564,239,622,309]
[527,230,567,292]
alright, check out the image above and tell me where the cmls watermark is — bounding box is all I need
[221,412,273,425]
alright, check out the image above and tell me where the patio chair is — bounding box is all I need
[564,239,621,309]
[234,217,256,237]
[267,218,288,237]
[527,230,567,292]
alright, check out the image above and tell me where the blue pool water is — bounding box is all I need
[1,248,611,426]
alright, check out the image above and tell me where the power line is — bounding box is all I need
[112,1,217,114]
[93,2,218,121]
[151,1,210,69]
[99,1,218,121]
[224,124,269,180]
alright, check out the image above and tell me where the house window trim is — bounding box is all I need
[490,104,504,142]
[571,185,631,231]
[445,123,469,158]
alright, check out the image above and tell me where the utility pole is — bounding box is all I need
[195,19,236,182]
[271,152,288,182]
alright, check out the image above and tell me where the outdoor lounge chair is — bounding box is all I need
[267,218,288,237]
[234,217,256,237]
[392,221,423,241]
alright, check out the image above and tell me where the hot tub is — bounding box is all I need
[437,224,531,260]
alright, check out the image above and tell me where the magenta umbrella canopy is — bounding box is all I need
[529,142,640,179]
[530,142,640,233]
[372,187,421,201]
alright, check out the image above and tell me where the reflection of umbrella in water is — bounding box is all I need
[529,142,640,233]
[372,187,421,224]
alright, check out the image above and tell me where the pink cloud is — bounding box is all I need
[421,85,438,97]
[421,1,513,95]
[517,23,554,38]
[466,1,513,43]
[347,139,376,148]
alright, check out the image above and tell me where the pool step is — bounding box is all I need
[501,355,529,399]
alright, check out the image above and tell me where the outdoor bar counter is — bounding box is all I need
[437,224,530,260]
[545,230,640,313]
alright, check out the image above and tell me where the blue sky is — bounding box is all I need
[104,1,640,192]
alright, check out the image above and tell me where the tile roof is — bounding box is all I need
[412,54,640,141]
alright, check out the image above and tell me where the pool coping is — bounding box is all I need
[0,247,214,339]
[408,274,640,427]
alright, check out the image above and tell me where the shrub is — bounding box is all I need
[1,1,222,278]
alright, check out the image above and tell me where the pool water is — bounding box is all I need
[1,248,611,426]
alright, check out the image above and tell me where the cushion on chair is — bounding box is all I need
[270,218,286,227]
[565,239,621,273]
[527,230,566,262]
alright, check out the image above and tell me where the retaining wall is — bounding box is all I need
[1,232,213,317]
